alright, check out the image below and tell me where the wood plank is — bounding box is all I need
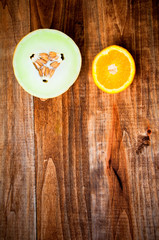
[31,0,92,239]
[0,1,36,239]
[83,0,159,239]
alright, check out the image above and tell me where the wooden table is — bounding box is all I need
[0,0,159,239]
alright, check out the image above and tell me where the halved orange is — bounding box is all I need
[92,45,135,94]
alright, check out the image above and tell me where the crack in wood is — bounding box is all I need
[108,158,123,191]
[112,167,123,191]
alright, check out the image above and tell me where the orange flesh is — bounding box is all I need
[96,50,131,89]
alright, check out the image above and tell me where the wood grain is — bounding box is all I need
[0,0,36,239]
[0,0,159,239]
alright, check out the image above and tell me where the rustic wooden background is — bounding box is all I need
[0,0,159,239]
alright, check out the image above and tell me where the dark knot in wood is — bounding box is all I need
[136,135,150,155]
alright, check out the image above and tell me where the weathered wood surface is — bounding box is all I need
[0,0,159,239]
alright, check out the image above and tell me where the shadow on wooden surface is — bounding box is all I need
[0,0,159,239]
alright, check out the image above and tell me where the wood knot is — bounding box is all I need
[136,135,151,155]
[147,127,152,136]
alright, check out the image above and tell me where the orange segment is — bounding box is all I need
[92,45,135,93]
